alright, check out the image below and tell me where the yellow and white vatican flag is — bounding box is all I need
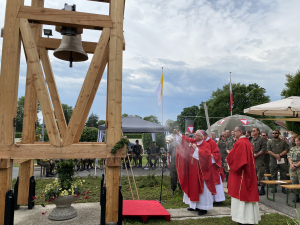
[155,72,163,106]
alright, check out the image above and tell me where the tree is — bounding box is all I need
[165,119,179,133]
[86,113,99,128]
[61,104,73,125]
[16,96,41,132]
[122,113,128,118]
[176,106,199,132]
[193,83,276,130]
[143,115,160,124]
[16,96,25,132]
[142,133,166,151]
[97,120,106,127]
[79,127,99,142]
[142,115,165,150]
[281,71,300,133]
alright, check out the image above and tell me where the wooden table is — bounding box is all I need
[260,180,291,201]
[281,184,300,208]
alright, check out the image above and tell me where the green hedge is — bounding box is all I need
[124,134,143,139]
[15,133,22,138]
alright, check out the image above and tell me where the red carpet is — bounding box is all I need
[123,200,171,222]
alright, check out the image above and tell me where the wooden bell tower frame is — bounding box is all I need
[0,0,126,223]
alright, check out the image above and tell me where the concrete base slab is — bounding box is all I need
[14,203,101,225]
[167,207,231,218]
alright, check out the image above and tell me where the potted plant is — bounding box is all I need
[40,160,89,221]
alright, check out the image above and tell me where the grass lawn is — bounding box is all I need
[123,213,295,224]
[13,173,296,224]
[14,174,230,209]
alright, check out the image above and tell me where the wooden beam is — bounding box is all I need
[22,25,39,145]
[20,18,61,147]
[13,159,31,166]
[17,160,33,205]
[0,0,24,223]
[0,144,126,159]
[123,33,125,51]
[63,28,110,147]
[0,159,12,169]
[38,37,97,54]
[19,0,44,205]
[106,0,124,222]
[0,168,12,224]
[39,48,67,139]
[18,6,113,30]
[73,47,109,143]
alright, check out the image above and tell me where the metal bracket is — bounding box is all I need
[13,177,20,210]
[4,190,14,225]
[28,176,36,209]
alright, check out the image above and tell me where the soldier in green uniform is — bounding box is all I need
[288,136,300,202]
[77,159,89,171]
[212,132,217,143]
[267,130,290,193]
[251,127,267,195]
[226,130,236,154]
[166,136,180,196]
[225,130,231,139]
[37,159,55,177]
[147,141,160,168]
[217,135,227,163]
[289,134,298,149]
[132,140,143,167]
[261,132,271,180]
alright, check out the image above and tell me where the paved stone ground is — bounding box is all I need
[14,201,279,225]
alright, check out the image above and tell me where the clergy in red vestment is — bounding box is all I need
[174,129,216,216]
[201,130,225,206]
[227,126,261,224]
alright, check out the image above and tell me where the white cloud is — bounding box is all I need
[1,0,300,124]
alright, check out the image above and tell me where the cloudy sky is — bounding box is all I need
[1,0,300,125]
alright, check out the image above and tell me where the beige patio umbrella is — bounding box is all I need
[244,96,300,131]
[244,96,300,117]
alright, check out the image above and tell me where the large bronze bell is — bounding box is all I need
[53,34,88,67]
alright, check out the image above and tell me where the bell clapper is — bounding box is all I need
[69,51,73,68]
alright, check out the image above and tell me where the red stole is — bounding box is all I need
[176,136,216,202]
[206,138,225,184]
[227,137,259,202]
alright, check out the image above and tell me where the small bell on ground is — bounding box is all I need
[53,34,88,67]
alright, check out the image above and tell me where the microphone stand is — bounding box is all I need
[156,166,166,204]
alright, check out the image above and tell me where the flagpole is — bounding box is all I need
[162,67,163,125]
[230,72,232,116]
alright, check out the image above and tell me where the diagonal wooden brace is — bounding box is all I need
[19,18,61,147]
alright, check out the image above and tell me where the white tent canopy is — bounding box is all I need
[244,96,300,117]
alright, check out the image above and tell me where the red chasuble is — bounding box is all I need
[176,136,216,202]
[206,138,225,184]
[227,137,259,202]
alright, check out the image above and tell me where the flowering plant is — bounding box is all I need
[42,179,86,202]
[40,159,88,202]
